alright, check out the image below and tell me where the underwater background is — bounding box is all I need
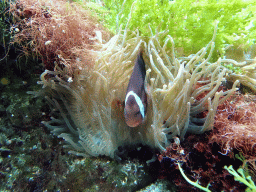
[0,0,256,191]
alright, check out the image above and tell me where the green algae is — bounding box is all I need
[82,0,256,61]
[224,165,256,192]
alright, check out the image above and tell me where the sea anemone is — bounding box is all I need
[34,23,242,158]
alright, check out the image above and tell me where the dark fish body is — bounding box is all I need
[124,51,147,127]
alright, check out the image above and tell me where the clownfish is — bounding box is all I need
[124,51,147,127]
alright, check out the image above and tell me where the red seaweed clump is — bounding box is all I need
[210,93,256,159]
[158,87,256,191]
[158,132,247,191]
[10,0,111,72]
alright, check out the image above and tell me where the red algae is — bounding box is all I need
[211,93,256,159]
[10,0,111,72]
[159,87,256,191]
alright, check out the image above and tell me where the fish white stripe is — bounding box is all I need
[125,91,145,119]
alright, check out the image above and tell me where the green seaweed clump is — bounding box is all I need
[99,0,256,60]
[224,165,256,192]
